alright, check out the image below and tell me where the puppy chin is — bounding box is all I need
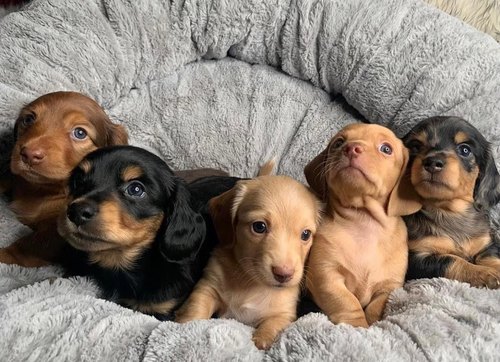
[414,182,455,200]
[331,167,374,195]
[57,217,114,252]
[11,159,68,184]
[331,155,375,185]
[413,173,456,200]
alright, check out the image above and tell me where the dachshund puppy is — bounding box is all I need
[403,116,500,288]
[175,173,322,349]
[58,145,240,318]
[0,91,128,267]
[304,124,421,327]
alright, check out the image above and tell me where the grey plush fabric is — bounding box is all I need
[0,0,499,360]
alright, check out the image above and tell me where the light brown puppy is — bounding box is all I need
[0,91,128,267]
[176,174,321,349]
[304,123,421,327]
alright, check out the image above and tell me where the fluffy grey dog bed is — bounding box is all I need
[0,0,499,360]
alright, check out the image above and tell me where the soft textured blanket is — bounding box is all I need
[0,0,499,360]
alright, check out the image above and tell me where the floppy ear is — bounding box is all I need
[208,181,247,246]
[90,108,128,146]
[160,181,206,263]
[105,123,128,146]
[304,148,329,200]
[474,147,500,211]
[387,148,422,217]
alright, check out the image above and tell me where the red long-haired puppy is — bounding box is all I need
[304,124,421,327]
[176,165,322,349]
[0,91,128,267]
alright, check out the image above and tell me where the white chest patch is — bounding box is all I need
[219,289,273,327]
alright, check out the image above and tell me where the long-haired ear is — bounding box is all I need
[160,181,206,263]
[474,147,500,211]
[208,181,247,246]
[90,108,128,146]
[387,148,422,217]
[304,148,329,199]
[105,123,128,146]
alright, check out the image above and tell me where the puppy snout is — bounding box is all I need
[272,265,295,284]
[67,201,98,226]
[344,143,363,159]
[423,156,445,173]
[20,146,46,165]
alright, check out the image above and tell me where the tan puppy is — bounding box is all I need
[304,123,421,327]
[176,174,321,349]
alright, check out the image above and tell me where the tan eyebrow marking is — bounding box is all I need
[412,131,427,144]
[454,131,470,144]
[122,166,143,182]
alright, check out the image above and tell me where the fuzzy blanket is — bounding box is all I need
[0,0,499,360]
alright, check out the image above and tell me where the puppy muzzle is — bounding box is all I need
[423,156,446,174]
[67,200,99,226]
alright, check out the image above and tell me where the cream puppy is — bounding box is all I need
[176,175,321,349]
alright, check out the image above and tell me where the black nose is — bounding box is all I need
[67,201,98,226]
[423,156,445,173]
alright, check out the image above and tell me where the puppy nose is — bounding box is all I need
[67,201,98,226]
[423,156,445,173]
[272,266,295,284]
[344,143,363,158]
[20,146,46,165]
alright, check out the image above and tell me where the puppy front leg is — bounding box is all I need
[309,276,368,328]
[475,249,500,274]
[409,251,500,289]
[252,313,294,350]
[175,279,221,323]
[446,256,500,289]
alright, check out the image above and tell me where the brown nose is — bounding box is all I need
[344,143,363,158]
[272,265,295,284]
[20,146,46,165]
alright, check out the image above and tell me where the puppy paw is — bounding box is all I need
[470,267,500,289]
[252,332,276,350]
[365,313,381,326]
[332,315,369,328]
[346,319,369,328]
[174,313,191,324]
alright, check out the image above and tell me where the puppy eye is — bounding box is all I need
[379,143,393,155]
[21,113,36,127]
[125,181,146,198]
[331,138,345,149]
[301,229,312,242]
[457,144,472,157]
[252,221,267,234]
[71,127,88,140]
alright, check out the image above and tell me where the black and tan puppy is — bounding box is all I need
[403,116,500,288]
[58,145,239,318]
